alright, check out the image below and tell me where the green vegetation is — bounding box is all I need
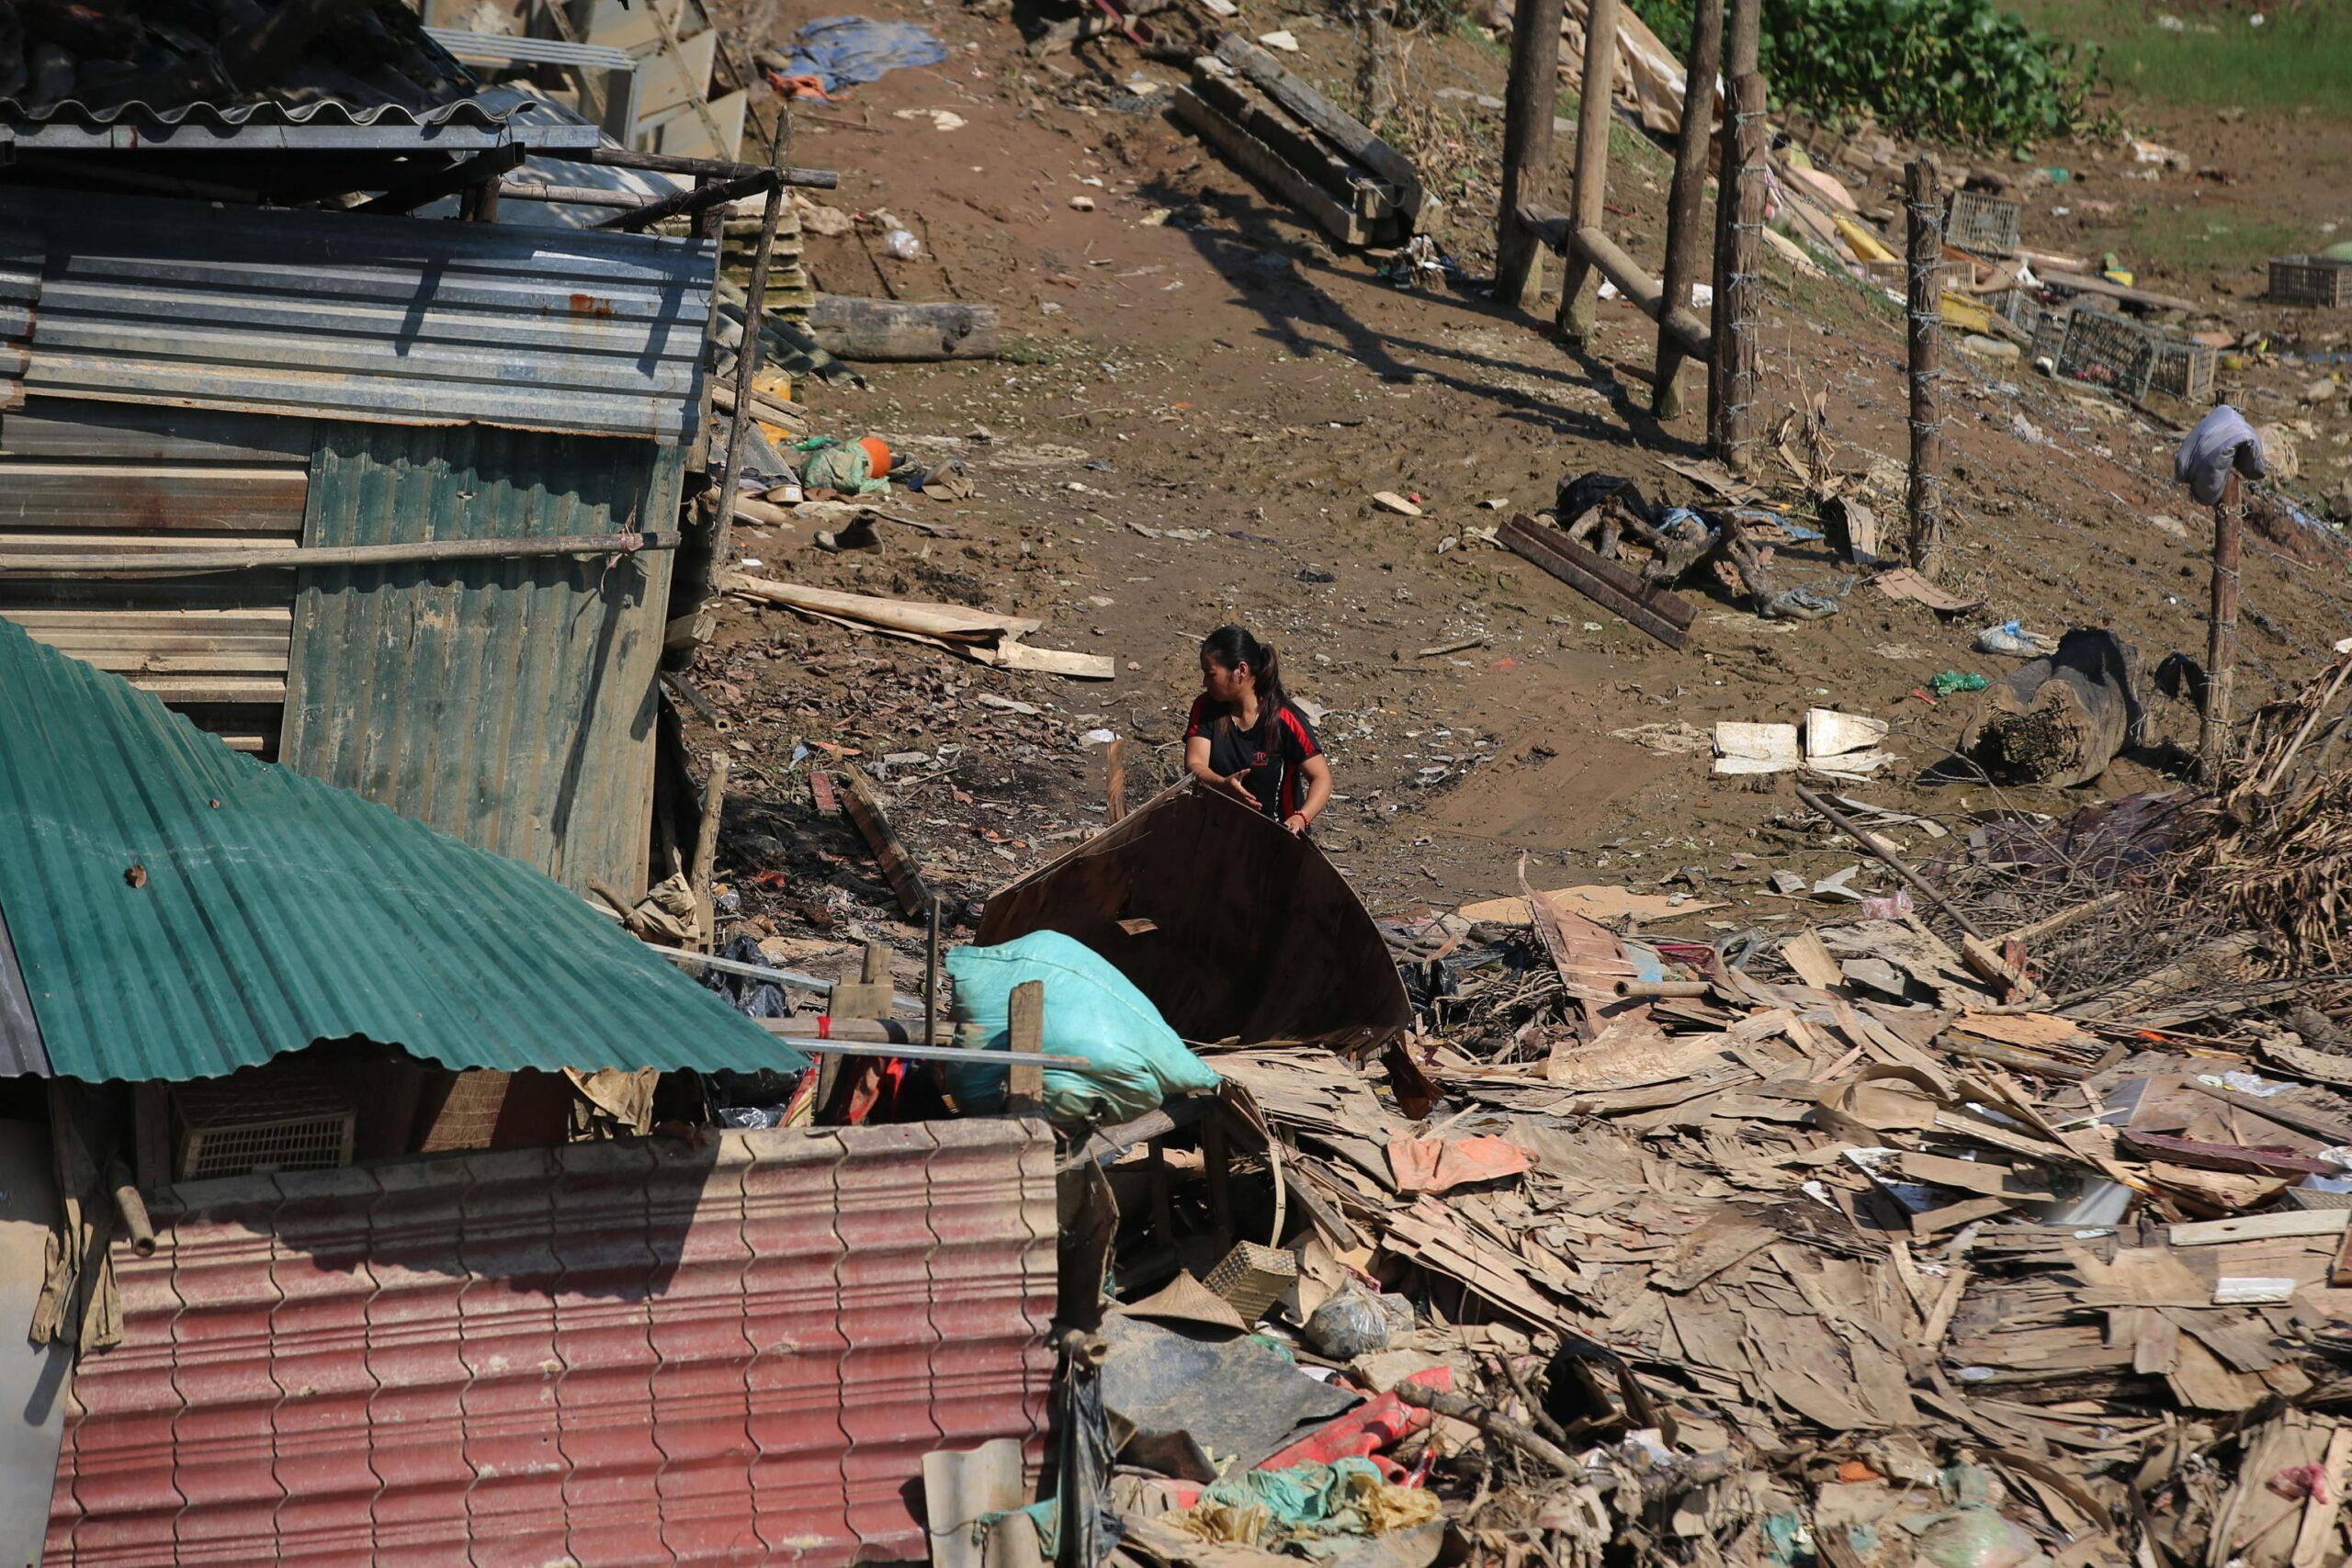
[2011,0,2352,117]
[2125,207,2305,273]
[1625,0,2098,145]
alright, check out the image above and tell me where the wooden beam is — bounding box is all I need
[582,142,840,188]
[1170,85,1369,247]
[1006,979,1047,1118]
[1574,224,1711,361]
[808,296,1003,362]
[1211,32,1427,223]
[1653,0,1723,417]
[1557,0,1622,343]
[839,765,937,919]
[0,531,674,579]
[1499,513,1692,650]
[1494,0,1566,310]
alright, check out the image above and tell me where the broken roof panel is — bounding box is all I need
[0,617,800,1084]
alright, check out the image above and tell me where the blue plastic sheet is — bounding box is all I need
[786,16,950,92]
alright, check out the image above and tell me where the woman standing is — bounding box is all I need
[1183,625,1332,837]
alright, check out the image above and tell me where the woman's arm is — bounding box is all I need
[1285,753,1333,835]
[1188,735,1257,804]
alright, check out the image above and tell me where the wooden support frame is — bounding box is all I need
[1494,0,1566,310]
[1556,0,1623,344]
[1653,0,1723,417]
[1517,207,1709,363]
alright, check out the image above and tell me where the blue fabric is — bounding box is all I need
[786,16,950,91]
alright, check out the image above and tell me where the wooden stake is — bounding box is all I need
[1104,737,1128,824]
[1006,979,1047,1118]
[2203,469,2244,780]
[1652,0,1723,418]
[1905,161,1947,574]
[1556,0,1621,344]
[688,752,730,951]
[1706,0,1760,450]
[833,940,895,1021]
[1710,73,1766,468]
[1495,0,1566,311]
[709,130,788,578]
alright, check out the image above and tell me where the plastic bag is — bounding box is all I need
[1974,620,2043,657]
[1303,1279,1411,1359]
[945,931,1219,1124]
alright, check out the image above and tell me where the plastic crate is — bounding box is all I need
[1947,188,2022,254]
[174,1074,356,1181]
[2268,254,2352,308]
[2056,310,2155,399]
[2030,308,2069,365]
[2147,334,2218,402]
[1987,287,2041,334]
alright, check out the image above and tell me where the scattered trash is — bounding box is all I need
[780,15,952,94]
[1373,491,1423,517]
[1973,619,2057,658]
[1928,671,1990,696]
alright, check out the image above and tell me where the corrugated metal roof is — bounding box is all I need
[49,1120,1055,1563]
[280,423,679,896]
[0,615,801,1083]
[0,188,712,443]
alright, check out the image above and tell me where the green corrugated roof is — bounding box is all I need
[0,616,803,1083]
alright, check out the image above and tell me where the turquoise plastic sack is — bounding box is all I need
[945,931,1219,1124]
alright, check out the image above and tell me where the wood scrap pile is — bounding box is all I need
[1082,863,2352,1568]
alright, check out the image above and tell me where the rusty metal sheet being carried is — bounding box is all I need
[976,780,1411,1052]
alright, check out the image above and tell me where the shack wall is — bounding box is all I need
[279,423,684,895]
[47,1118,1057,1565]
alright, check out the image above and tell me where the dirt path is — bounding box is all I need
[691,0,2352,947]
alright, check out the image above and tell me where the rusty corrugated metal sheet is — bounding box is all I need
[0,399,306,743]
[277,422,681,897]
[47,1119,1057,1565]
[0,190,710,444]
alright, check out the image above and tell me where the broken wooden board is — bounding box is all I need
[1500,513,1694,651]
[1170,84,1371,247]
[1457,885,1722,926]
[1212,32,1430,229]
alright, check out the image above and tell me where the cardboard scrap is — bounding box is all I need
[1871,567,1984,614]
[1385,1134,1537,1195]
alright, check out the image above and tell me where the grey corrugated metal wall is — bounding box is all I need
[0,189,711,443]
[279,423,683,897]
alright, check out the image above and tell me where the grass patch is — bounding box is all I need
[2125,206,2306,272]
[2011,0,2352,117]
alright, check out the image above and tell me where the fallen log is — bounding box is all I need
[808,296,1001,361]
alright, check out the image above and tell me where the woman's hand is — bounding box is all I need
[1216,769,1259,805]
[1283,812,1309,836]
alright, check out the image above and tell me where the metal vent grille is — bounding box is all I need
[172,1075,355,1180]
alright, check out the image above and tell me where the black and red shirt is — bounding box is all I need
[1185,696,1321,821]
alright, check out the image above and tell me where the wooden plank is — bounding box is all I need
[1006,979,1046,1117]
[1781,930,1842,989]
[806,296,1002,362]
[839,765,936,920]
[1193,71,1396,220]
[2169,1210,2350,1247]
[1498,513,1692,650]
[0,463,308,532]
[1212,32,1427,221]
[1170,85,1369,247]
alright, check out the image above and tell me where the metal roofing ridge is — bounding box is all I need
[0,617,797,1084]
[0,94,519,130]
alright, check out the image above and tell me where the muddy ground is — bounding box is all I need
[680,0,2352,961]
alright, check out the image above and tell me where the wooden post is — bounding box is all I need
[924,895,942,1067]
[1905,161,1947,575]
[1707,0,1759,449]
[1104,737,1128,825]
[1709,72,1766,469]
[706,133,790,582]
[1495,0,1567,312]
[1556,0,1621,344]
[688,751,729,951]
[2203,469,2245,779]
[833,941,893,1020]
[1006,979,1046,1117]
[1652,0,1723,418]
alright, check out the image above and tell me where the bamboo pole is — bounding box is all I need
[1652,0,1723,418]
[1556,0,1621,344]
[1495,0,1567,312]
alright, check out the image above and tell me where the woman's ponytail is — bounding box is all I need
[1201,624,1290,734]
